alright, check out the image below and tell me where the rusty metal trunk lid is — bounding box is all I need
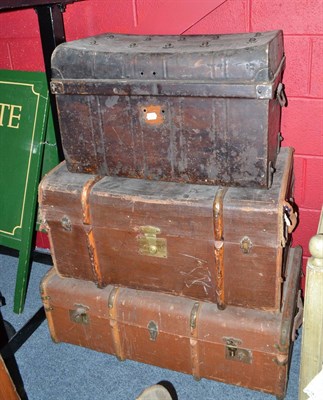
[51,30,284,99]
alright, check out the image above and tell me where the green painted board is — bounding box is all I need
[36,109,60,231]
[0,70,53,313]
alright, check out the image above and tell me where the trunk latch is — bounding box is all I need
[137,226,167,258]
[223,337,252,364]
[69,305,89,325]
[147,320,158,341]
[240,236,253,254]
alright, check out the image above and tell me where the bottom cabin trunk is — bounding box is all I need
[41,246,302,399]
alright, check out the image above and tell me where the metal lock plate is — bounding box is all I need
[61,215,72,231]
[137,226,167,258]
[223,337,252,364]
[141,105,165,126]
[69,306,89,325]
[240,236,253,254]
[147,320,158,341]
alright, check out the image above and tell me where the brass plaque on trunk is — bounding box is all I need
[137,226,167,258]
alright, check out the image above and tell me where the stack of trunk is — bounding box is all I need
[39,30,302,399]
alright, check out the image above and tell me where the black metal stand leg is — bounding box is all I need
[35,4,67,161]
[35,4,66,81]
[1,307,46,359]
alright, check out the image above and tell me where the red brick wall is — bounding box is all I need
[1,0,322,280]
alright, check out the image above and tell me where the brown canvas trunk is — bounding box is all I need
[50,30,285,188]
[39,147,295,311]
[40,246,302,399]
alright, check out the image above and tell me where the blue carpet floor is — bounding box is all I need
[0,252,301,400]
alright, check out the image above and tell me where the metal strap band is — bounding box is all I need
[189,301,201,380]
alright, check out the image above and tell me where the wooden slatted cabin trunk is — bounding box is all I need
[39,147,296,311]
[40,246,302,400]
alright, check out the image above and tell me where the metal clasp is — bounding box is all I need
[267,161,275,188]
[240,236,253,254]
[190,302,200,330]
[277,132,283,154]
[283,201,298,235]
[61,216,72,231]
[69,305,89,325]
[50,80,64,94]
[223,337,252,364]
[147,320,158,341]
[277,83,287,107]
[137,226,167,258]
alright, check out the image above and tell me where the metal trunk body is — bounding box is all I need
[39,147,294,311]
[51,30,285,188]
[40,246,302,399]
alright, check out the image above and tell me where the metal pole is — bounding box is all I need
[35,3,66,161]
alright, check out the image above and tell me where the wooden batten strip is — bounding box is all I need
[81,176,104,286]
[86,228,103,287]
[81,176,103,225]
[107,287,125,361]
[213,187,228,310]
[40,268,58,342]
